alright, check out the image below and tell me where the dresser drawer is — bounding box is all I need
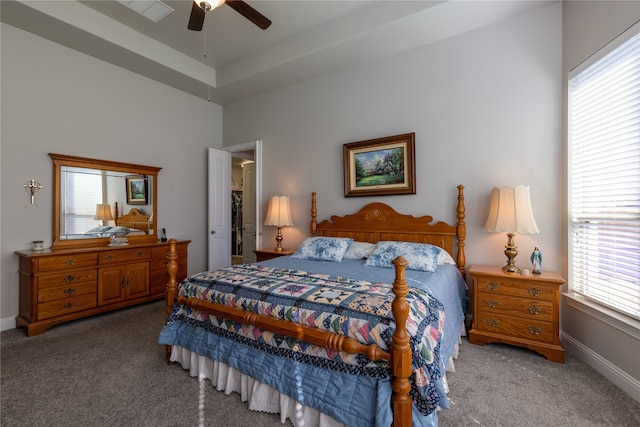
[37,253,97,271]
[151,244,187,259]
[150,259,186,294]
[38,282,96,303]
[476,291,554,322]
[37,293,97,320]
[37,269,97,289]
[476,312,553,343]
[477,277,554,301]
[99,248,150,264]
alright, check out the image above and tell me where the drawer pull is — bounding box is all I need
[486,282,499,291]
[485,299,500,308]
[528,287,542,297]
[106,255,116,261]
[64,259,76,266]
[64,302,75,309]
[63,275,76,283]
[137,251,144,257]
[528,325,542,335]
[63,288,76,296]
[527,305,542,315]
[486,318,499,327]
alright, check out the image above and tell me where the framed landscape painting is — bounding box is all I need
[343,133,416,197]
[126,176,148,205]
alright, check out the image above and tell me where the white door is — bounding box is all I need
[242,162,257,263]
[208,148,231,270]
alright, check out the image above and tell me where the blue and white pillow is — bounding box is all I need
[292,237,353,262]
[365,241,453,272]
[344,241,376,260]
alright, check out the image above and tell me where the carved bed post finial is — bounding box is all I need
[311,192,317,236]
[390,256,412,426]
[456,185,466,278]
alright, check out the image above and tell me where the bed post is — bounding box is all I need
[310,192,317,236]
[390,256,412,427]
[456,185,466,278]
[165,238,179,363]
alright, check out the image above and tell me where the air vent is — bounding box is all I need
[117,0,174,23]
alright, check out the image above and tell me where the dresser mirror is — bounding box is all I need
[50,153,161,250]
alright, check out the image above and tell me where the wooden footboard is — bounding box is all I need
[164,240,413,426]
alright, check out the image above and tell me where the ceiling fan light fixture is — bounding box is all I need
[196,0,225,12]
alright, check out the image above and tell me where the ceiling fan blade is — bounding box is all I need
[226,1,272,30]
[188,1,206,31]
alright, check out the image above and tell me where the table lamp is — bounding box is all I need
[264,195,293,252]
[484,186,539,272]
[94,204,114,226]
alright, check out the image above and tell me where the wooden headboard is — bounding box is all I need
[311,185,466,277]
[116,208,150,231]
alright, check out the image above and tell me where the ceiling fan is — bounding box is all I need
[188,1,272,31]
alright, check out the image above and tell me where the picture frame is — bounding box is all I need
[125,176,148,205]
[343,132,416,197]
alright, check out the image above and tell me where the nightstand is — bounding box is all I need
[254,248,295,262]
[468,265,566,363]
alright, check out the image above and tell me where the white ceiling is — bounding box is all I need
[1,0,554,105]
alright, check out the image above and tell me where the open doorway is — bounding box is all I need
[208,141,262,270]
[231,156,254,265]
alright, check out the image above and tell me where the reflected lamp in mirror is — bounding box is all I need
[264,195,293,252]
[484,185,539,273]
[94,204,114,226]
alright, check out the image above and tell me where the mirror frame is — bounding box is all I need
[50,153,161,250]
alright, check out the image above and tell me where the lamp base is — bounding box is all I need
[502,232,520,273]
[274,226,284,252]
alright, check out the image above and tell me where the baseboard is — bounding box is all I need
[1,316,16,332]
[561,331,640,403]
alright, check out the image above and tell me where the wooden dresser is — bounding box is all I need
[468,265,566,363]
[15,240,189,336]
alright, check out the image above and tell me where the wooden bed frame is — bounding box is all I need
[165,185,466,427]
[114,205,151,231]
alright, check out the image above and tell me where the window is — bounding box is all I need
[61,167,103,235]
[568,23,640,321]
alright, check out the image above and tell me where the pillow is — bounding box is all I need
[364,241,452,272]
[344,241,376,260]
[101,226,131,237]
[291,237,353,262]
[85,226,112,236]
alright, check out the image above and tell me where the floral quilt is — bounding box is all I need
[167,263,446,415]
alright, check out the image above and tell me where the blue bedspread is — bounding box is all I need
[159,258,466,426]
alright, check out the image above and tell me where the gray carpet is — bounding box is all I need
[2,301,639,426]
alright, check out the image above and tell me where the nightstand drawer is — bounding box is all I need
[477,291,554,322]
[476,313,553,343]
[477,277,554,301]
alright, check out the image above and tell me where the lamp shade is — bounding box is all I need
[484,186,539,234]
[94,204,114,222]
[264,196,293,226]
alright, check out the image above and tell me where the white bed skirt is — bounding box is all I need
[168,327,463,427]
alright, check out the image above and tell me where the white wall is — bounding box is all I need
[561,1,640,402]
[224,3,563,274]
[0,23,223,327]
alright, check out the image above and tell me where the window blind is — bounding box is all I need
[568,24,640,321]
[62,167,103,235]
